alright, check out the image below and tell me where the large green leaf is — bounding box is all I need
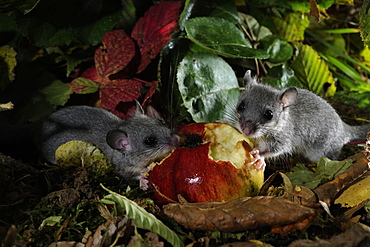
[273,12,309,42]
[177,52,240,123]
[101,185,184,247]
[289,44,336,96]
[185,17,269,59]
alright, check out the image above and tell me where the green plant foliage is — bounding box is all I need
[177,52,240,123]
[287,158,353,189]
[273,12,310,42]
[289,44,336,96]
[101,185,184,247]
[260,35,294,63]
[360,0,370,48]
[185,17,269,59]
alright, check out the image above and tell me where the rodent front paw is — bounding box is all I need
[250,149,266,172]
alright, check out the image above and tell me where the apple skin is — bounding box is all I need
[147,123,265,205]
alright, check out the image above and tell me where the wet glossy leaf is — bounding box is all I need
[185,17,269,59]
[260,35,293,63]
[177,52,240,123]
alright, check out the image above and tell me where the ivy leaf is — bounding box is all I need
[185,17,269,59]
[289,44,336,96]
[177,52,240,123]
[101,185,184,247]
[131,1,182,73]
[100,78,143,111]
[95,30,137,78]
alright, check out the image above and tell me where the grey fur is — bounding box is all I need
[236,70,370,162]
[37,106,179,179]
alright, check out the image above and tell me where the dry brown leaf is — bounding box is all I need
[288,223,370,247]
[163,196,318,234]
[314,152,369,206]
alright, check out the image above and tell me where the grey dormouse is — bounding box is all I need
[37,104,180,179]
[236,70,370,162]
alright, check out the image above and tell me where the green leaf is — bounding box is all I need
[41,79,72,106]
[259,35,293,63]
[185,17,269,59]
[360,0,370,48]
[177,52,240,123]
[289,44,336,96]
[264,65,302,88]
[238,13,273,41]
[69,77,100,94]
[273,12,310,42]
[287,158,353,189]
[101,185,184,247]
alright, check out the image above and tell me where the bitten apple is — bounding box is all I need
[145,123,265,205]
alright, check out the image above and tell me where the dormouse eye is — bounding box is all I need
[237,102,246,111]
[144,136,158,147]
[263,109,273,120]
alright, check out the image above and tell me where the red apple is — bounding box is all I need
[146,123,265,205]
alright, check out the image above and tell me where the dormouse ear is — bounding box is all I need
[280,87,298,108]
[145,105,164,120]
[243,70,258,89]
[106,130,132,151]
[133,100,145,117]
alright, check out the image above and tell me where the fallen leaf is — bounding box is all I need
[314,152,369,206]
[163,196,318,234]
[131,1,181,73]
[288,224,370,247]
[334,171,370,207]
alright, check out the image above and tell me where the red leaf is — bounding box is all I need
[131,1,181,73]
[80,66,102,82]
[100,79,143,111]
[95,30,137,78]
[142,80,158,105]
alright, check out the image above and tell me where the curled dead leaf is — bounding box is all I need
[314,152,369,206]
[163,196,318,235]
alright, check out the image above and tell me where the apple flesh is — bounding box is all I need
[146,123,265,205]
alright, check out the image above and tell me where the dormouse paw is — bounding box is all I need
[250,149,266,172]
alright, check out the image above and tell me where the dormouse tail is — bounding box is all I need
[346,123,370,142]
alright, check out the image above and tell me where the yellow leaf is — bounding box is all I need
[55,140,111,174]
[334,173,370,207]
[0,45,17,91]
